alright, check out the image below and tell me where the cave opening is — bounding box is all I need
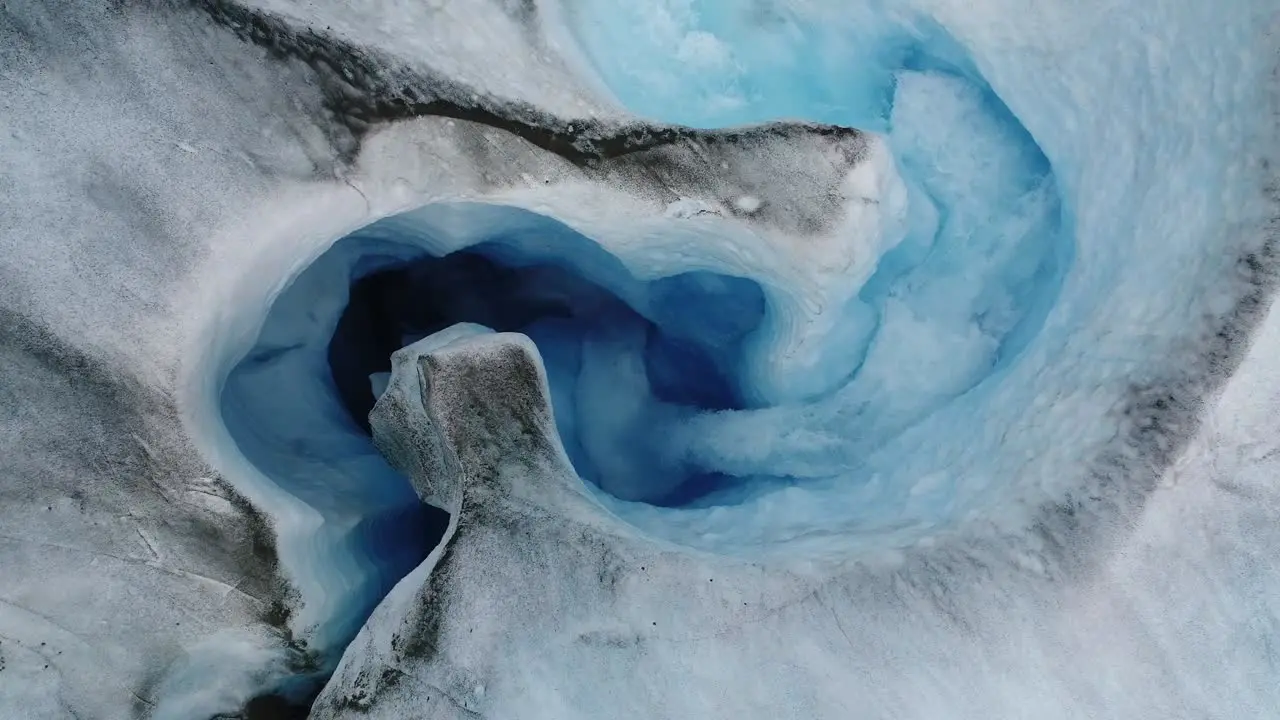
[327,242,767,507]
[215,204,774,681]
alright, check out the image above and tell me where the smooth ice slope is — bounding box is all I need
[219,234,449,654]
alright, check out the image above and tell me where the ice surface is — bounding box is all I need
[316,0,1277,716]
[542,0,1270,560]
[0,2,361,716]
[1,0,1277,716]
[237,0,623,121]
[316,290,1280,720]
[148,627,312,719]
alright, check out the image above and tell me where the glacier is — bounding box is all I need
[0,0,1277,718]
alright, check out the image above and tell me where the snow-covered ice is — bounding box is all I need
[0,0,1277,717]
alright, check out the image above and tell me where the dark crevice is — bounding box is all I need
[329,251,579,434]
[242,693,310,719]
[324,234,765,507]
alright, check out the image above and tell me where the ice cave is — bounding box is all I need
[0,0,1277,718]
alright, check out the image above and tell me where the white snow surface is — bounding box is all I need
[0,0,1277,717]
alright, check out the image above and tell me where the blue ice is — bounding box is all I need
[547,0,1271,555]
[222,6,1069,643]
[217,0,1273,662]
[553,3,1071,527]
[220,205,770,656]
